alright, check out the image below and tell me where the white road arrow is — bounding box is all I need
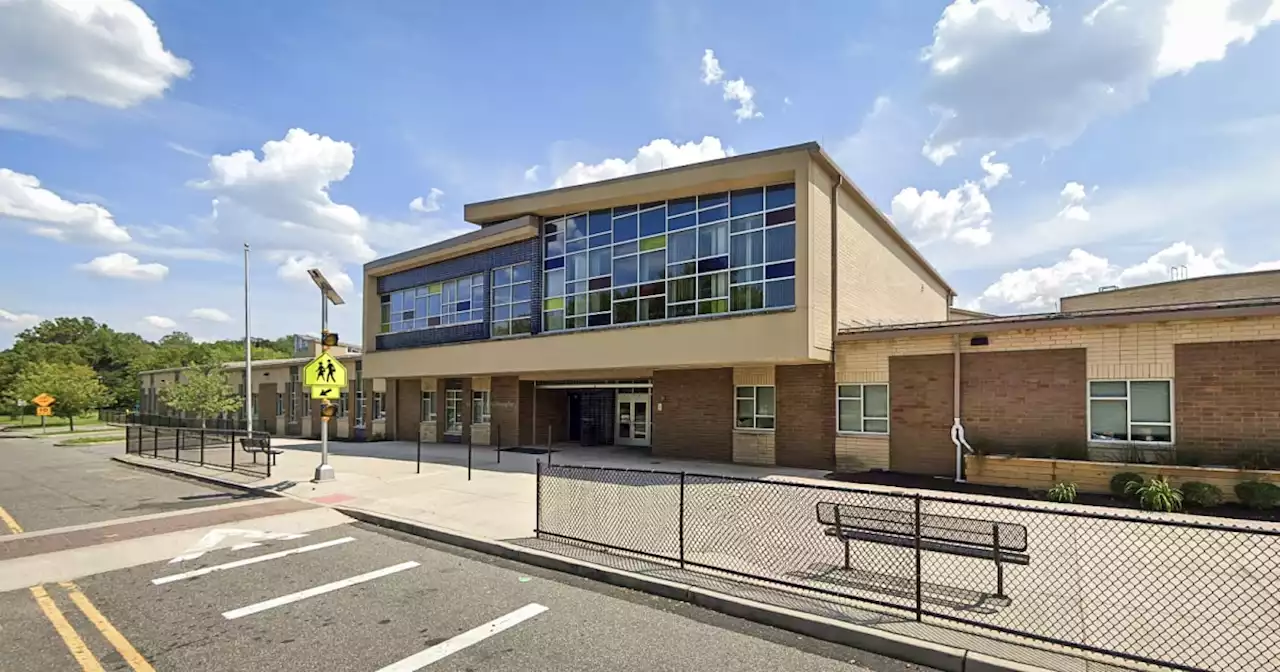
[169,529,308,564]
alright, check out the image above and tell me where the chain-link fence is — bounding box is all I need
[536,464,1280,672]
[124,425,272,478]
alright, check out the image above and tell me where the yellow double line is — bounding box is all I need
[1,505,155,672]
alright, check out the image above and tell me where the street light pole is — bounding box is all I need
[244,244,254,437]
[307,268,344,483]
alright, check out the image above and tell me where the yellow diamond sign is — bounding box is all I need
[32,393,55,407]
[303,352,347,388]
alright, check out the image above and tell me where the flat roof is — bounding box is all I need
[837,296,1280,340]
[1061,267,1280,302]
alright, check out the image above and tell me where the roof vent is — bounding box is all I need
[1098,285,1119,292]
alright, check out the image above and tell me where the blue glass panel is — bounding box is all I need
[472,285,484,306]
[545,234,563,258]
[668,213,696,231]
[730,230,764,267]
[565,252,588,281]
[698,205,728,224]
[668,303,696,318]
[639,201,664,211]
[588,210,611,235]
[765,278,795,307]
[668,262,696,278]
[668,197,696,217]
[589,232,611,249]
[639,208,666,237]
[588,313,611,327]
[566,214,587,240]
[613,204,637,217]
[589,248,611,276]
[493,266,511,286]
[765,183,796,209]
[613,241,638,257]
[765,206,795,226]
[730,188,764,217]
[511,263,531,283]
[512,283,531,302]
[457,300,470,311]
[614,255,638,286]
[766,261,795,279]
[731,267,763,284]
[698,192,728,209]
[512,302,531,318]
[765,224,795,263]
[668,229,697,262]
[639,251,666,282]
[544,255,564,270]
[544,220,560,235]
[390,293,403,311]
[566,237,588,254]
[698,255,729,273]
[566,281,587,295]
[613,286,638,300]
[545,269,564,296]
[494,305,510,321]
[612,214,638,242]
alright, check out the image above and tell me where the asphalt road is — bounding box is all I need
[0,436,249,532]
[5,521,935,672]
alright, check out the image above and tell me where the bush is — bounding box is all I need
[1125,476,1183,512]
[1047,481,1077,503]
[1181,482,1223,508]
[1234,481,1280,510]
[1110,472,1145,498]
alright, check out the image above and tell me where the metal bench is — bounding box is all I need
[816,502,1030,599]
[239,434,282,466]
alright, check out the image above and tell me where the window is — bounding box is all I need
[472,390,491,424]
[289,366,299,418]
[837,384,889,434]
[275,393,284,417]
[338,390,349,418]
[492,263,532,337]
[444,389,463,434]
[735,386,775,430]
[1089,381,1172,443]
[355,388,366,427]
[542,184,796,332]
[379,273,486,334]
[421,391,436,422]
[372,392,386,420]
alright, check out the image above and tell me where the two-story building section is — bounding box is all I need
[359,142,954,469]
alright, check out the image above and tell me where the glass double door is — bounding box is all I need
[615,393,651,447]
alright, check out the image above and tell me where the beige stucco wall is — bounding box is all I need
[1061,270,1280,312]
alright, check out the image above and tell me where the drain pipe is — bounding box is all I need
[951,333,974,482]
[830,173,843,347]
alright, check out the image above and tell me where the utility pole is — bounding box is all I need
[307,269,345,482]
[244,243,254,436]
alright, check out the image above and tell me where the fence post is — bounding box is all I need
[467,433,473,481]
[546,424,552,466]
[176,428,182,462]
[535,459,542,538]
[200,429,206,467]
[416,430,421,475]
[679,471,686,570]
[914,495,923,622]
[152,427,158,458]
[495,424,501,464]
[231,429,236,471]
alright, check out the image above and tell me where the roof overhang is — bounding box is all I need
[364,216,538,277]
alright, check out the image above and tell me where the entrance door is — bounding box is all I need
[444,389,463,439]
[615,393,651,447]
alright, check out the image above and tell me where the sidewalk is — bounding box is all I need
[115,439,1136,672]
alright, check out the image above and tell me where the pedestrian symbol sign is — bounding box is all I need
[32,393,55,407]
[309,386,339,400]
[303,353,347,388]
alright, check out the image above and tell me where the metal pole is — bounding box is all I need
[546,424,552,466]
[152,427,158,458]
[244,243,253,440]
[495,424,501,464]
[535,459,542,537]
[914,496,923,621]
[416,430,422,474]
[200,428,206,467]
[467,433,472,481]
[314,289,335,482]
[678,471,686,569]
[176,428,182,462]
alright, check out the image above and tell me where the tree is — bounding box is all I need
[14,361,110,431]
[157,363,243,428]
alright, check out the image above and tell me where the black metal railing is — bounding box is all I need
[123,425,272,478]
[102,410,266,433]
[535,463,1280,672]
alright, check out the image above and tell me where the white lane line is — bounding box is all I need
[221,561,419,620]
[375,603,549,671]
[153,537,356,585]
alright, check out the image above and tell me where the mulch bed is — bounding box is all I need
[826,470,1280,523]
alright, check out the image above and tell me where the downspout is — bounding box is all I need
[950,332,974,481]
[830,173,843,348]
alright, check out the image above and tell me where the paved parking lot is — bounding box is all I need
[4,521,930,671]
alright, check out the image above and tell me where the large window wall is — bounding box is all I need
[542,183,797,332]
[380,273,486,334]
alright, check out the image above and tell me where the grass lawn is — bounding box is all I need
[0,413,102,429]
[57,434,126,446]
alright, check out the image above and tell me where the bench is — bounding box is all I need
[239,434,283,466]
[816,502,1030,599]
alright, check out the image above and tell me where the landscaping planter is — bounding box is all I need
[964,455,1280,504]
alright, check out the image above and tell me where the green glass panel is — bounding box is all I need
[428,282,443,294]
[544,297,564,311]
[638,234,666,252]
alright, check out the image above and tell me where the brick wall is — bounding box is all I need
[491,376,520,447]
[258,383,278,434]
[519,381,535,445]
[1176,340,1280,460]
[395,378,421,441]
[652,368,733,462]
[961,349,1087,455]
[888,355,953,475]
[775,364,835,469]
[534,388,568,445]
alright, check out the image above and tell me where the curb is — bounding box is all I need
[110,456,284,499]
[336,506,1055,672]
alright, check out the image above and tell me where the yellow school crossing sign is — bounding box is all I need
[303,352,347,388]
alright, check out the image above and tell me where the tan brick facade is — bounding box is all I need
[1061,270,1280,312]
[1175,340,1280,462]
[652,368,733,462]
[775,364,835,469]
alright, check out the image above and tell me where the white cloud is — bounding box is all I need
[1057,181,1093,221]
[166,142,206,159]
[75,252,169,280]
[699,49,762,122]
[523,165,540,182]
[920,0,1280,162]
[783,96,793,106]
[0,168,132,243]
[143,315,176,330]
[0,308,41,330]
[554,137,733,188]
[969,241,1279,313]
[409,187,444,213]
[0,0,191,108]
[189,307,230,323]
[889,151,1004,247]
[979,151,1011,188]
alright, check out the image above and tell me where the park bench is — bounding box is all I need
[239,434,283,466]
[816,502,1030,599]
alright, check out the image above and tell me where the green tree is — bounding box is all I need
[157,363,243,428]
[14,361,110,431]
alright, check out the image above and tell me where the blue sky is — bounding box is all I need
[2,0,1280,347]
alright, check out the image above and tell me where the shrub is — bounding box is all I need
[1110,472,1144,498]
[1047,481,1077,503]
[1126,476,1183,512]
[1234,481,1280,510]
[1181,482,1223,508]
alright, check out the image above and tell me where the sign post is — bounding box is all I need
[303,269,346,482]
[32,393,55,433]
[16,400,26,427]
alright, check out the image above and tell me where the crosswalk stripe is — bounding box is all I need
[221,561,420,620]
[153,537,355,585]
[375,603,549,671]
